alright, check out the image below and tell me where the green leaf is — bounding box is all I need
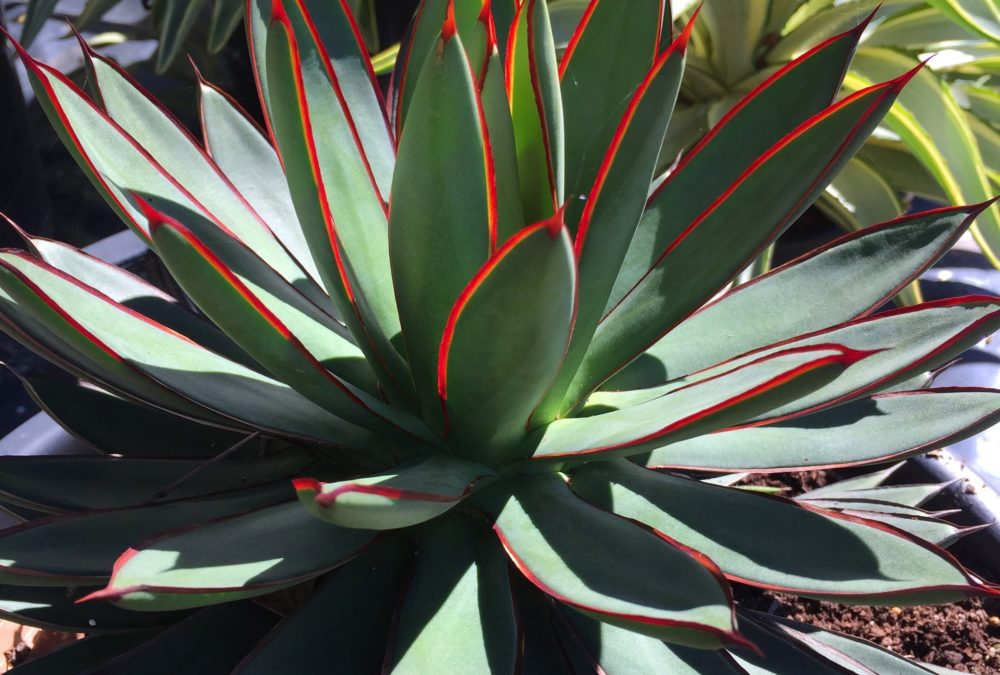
[492,474,746,649]
[0,487,291,586]
[137,200,379,397]
[766,1,880,64]
[208,0,246,52]
[94,602,278,674]
[867,5,982,50]
[294,455,494,529]
[298,0,395,193]
[388,23,494,429]
[536,23,688,421]
[740,298,1000,423]
[265,2,411,402]
[819,510,976,548]
[800,482,952,508]
[846,48,1000,267]
[77,0,122,28]
[701,0,768,85]
[553,606,744,674]
[925,0,1000,42]
[196,74,326,296]
[526,345,861,462]
[0,252,379,447]
[750,611,946,674]
[155,0,208,73]
[799,463,904,496]
[450,0,491,74]
[643,388,1000,472]
[491,0,519,56]
[581,37,898,406]
[513,580,575,675]
[507,0,565,222]
[480,38,527,245]
[20,39,332,314]
[387,516,517,674]
[818,158,903,233]
[0,450,311,513]
[729,612,869,674]
[18,0,59,47]
[235,538,411,674]
[605,204,984,389]
[559,0,664,229]
[87,502,378,611]
[571,460,984,603]
[148,206,428,439]
[816,158,921,306]
[0,584,186,633]
[858,139,948,201]
[0,254,234,428]
[440,222,575,458]
[20,233,255,368]
[390,0,449,137]
[598,289,1000,426]
[613,16,870,314]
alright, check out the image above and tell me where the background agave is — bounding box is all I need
[0,0,998,671]
[656,0,1000,274]
[12,0,380,72]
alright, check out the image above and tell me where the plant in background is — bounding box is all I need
[645,0,1000,276]
[0,0,997,671]
[13,0,380,72]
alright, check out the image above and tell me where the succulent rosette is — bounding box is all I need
[0,0,997,671]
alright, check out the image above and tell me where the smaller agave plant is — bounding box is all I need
[0,0,998,672]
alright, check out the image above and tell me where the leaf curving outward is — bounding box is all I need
[605,203,991,390]
[82,501,379,611]
[643,388,1000,473]
[0,251,380,447]
[571,460,992,604]
[294,455,494,530]
[571,66,916,408]
[492,473,750,650]
[525,344,867,462]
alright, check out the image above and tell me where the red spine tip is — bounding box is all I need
[478,0,493,25]
[856,5,881,33]
[894,59,927,90]
[131,194,166,231]
[271,0,290,24]
[676,3,701,51]
[727,631,763,657]
[292,477,322,493]
[837,346,882,366]
[442,0,458,43]
[545,204,567,238]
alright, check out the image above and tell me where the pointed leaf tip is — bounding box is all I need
[270,0,292,26]
[675,4,701,52]
[442,0,458,43]
[132,195,171,231]
[547,204,568,238]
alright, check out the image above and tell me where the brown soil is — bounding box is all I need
[735,586,1000,673]
[734,470,1000,673]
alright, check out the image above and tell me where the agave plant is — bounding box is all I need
[0,0,999,671]
[649,0,1000,273]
